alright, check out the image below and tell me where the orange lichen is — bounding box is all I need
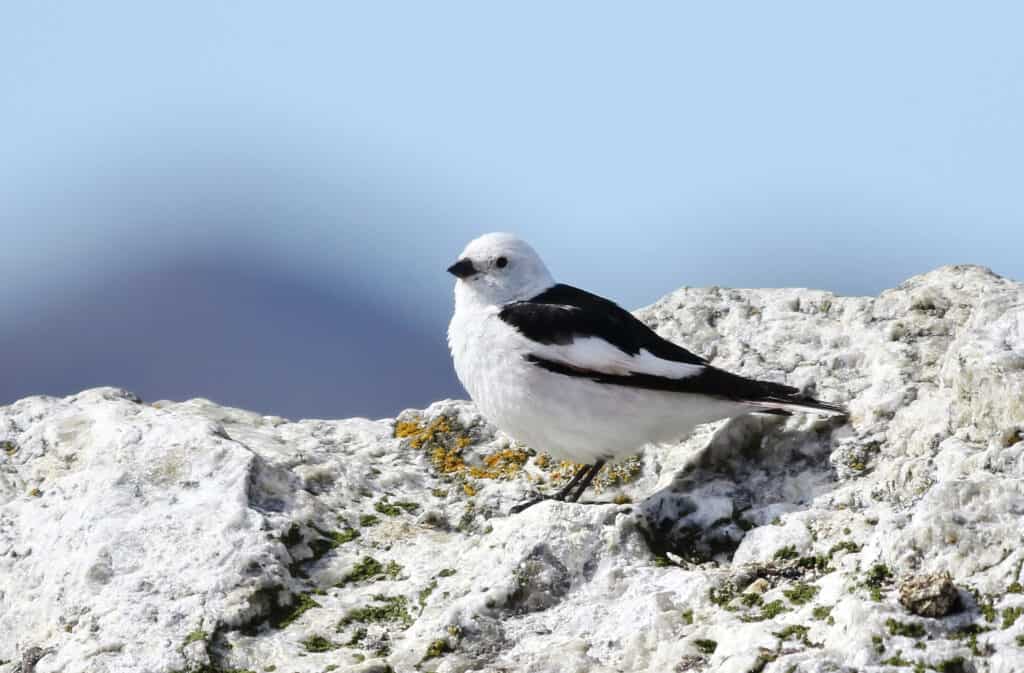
[394,421,424,439]
[431,446,467,474]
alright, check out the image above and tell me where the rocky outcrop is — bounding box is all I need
[2,265,1023,673]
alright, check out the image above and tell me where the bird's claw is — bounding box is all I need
[509,494,550,514]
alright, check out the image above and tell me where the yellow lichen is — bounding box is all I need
[540,454,642,494]
[394,416,458,452]
[431,445,466,474]
[398,413,640,498]
[468,448,531,480]
[394,421,423,439]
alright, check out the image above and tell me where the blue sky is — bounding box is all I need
[2,2,1023,417]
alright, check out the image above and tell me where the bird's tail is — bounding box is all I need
[744,380,847,418]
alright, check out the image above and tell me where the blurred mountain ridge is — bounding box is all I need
[0,253,463,419]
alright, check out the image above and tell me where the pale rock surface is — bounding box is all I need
[2,265,1023,673]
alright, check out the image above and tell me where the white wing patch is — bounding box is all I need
[534,336,704,379]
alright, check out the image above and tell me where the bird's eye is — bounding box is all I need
[496,256,508,269]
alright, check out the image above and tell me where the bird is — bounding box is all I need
[446,233,845,513]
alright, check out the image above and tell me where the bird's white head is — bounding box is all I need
[448,233,555,306]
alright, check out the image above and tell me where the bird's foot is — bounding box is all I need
[509,494,551,514]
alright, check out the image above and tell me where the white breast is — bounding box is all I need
[447,290,746,464]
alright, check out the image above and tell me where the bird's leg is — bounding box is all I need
[553,463,595,501]
[567,459,605,503]
[509,462,597,514]
[509,494,547,514]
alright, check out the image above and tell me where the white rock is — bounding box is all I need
[1,265,1023,673]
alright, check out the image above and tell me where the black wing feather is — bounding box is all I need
[502,284,845,415]
[499,283,706,365]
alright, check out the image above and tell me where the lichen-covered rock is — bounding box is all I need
[899,571,960,618]
[1,265,1023,673]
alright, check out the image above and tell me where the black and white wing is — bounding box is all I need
[499,283,845,416]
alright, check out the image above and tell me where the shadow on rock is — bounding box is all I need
[639,413,847,563]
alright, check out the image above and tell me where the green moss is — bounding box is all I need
[374,499,420,516]
[653,555,672,567]
[345,627,367,647]
[359,514,380,527]
[336,556,402,587]
[1003,606,1024,629]
[812,605,833,620]
[864,563,892,586]
[761,600,788,619]
[828,540,861,556]
[872,635,884,654]
[739,593,763,608]
[301,635,338,652]
[456,503,478,532]
[881,653,911,666]
[709,584,737,608]
[935,656,966,673]
[277,592,321,629]
[783,582,819,605]
[774,624,809,644]
[438,568,456,577]
[313,526,359,548]
[740,600,787,622]
[863,563,892,600]
[693,638,717,654]
[238,588,321,632]
[423,638,453,661]
[431,488,449,498]
[885,618,925,638]
[1017,634,1024,647]
[1009,582,1024,594]
[681,609,694,625]
[952,623,991,656]
[183,629,208,645]
[286,525,360,577]
[338,595,412,629]
[980,597,997,623]
[419,579,438,607]
[1,440,16,454]
[333,528,362,544]
[796,555,831,572]
[747,652,777,673]
[773,545,798,561]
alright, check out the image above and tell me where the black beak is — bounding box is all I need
[447,258,477,278]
